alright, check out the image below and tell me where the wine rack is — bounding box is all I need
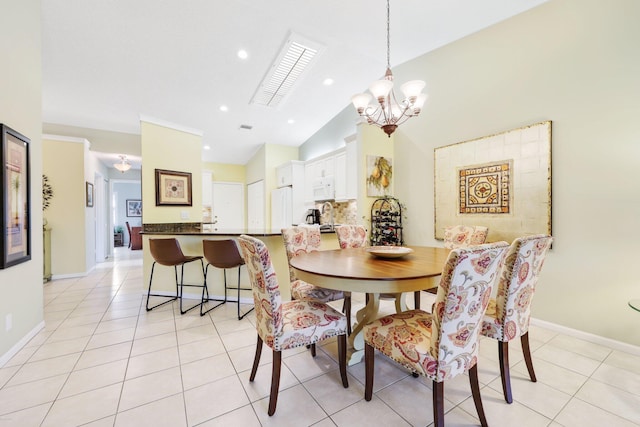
[370,197,403,246]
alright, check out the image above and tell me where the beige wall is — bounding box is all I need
[43,137,88,276]
[204,162,246,183]
[356,124,395,224]
[140,120,203,224]
[303,0,640,346]
[0,0,43,359]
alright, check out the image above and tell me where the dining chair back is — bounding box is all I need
[146,238,205,315]
[425,224,490,300]
[481,234,553,403]
[334,224,368,249]
[237,234,348,416]
[201,239,253,319]
[282,226,351,336]
[364,241,509,427]
[443,225,489,249]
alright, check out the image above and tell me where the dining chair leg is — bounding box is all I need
[469,364,489,427]
[414,290,421,310]
[268,350,282,416]
[344,295,352,336]
[338,334,348,388]
[521,332,537,382]
[364,343,374,401]
[498,340,513,403]
[249,336,263,381]
[432,381,445,427]
[310,343,316,357]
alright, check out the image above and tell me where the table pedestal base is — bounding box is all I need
[347,293,407,365]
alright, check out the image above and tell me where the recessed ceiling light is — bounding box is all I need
[287,119,295,124]
[237,49,248,59]
[219,105,228,112]
[203,145,210,150]
[323,78,334,86]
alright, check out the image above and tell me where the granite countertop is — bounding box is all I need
[140,229,282,237]
[139,222,339,236]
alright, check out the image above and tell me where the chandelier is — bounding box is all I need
[351,0,427,137]
[114,155,131,173]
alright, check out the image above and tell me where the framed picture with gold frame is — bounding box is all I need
[1,124,31,269]
[155,169,192,206]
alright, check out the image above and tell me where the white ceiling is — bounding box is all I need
[42,0,548,166]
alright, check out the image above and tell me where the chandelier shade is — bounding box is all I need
[114,155,131,173]
[351,0,427,137]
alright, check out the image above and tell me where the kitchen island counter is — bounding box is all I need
[140,227,338,301]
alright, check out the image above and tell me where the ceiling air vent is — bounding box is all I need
[250,32,324,108]
[239,124,253,130]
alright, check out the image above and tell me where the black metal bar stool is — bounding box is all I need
[202,239,253,319]
[146,238,205,315]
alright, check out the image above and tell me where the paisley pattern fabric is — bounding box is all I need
[238,235,347,351]
[443,225,489,249]
[282,226,345,302]
[335,225,368,249]
[364,242,509,382]
[481,235,553,342]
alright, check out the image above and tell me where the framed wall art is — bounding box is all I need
[434,121,552,243]
[155,169,192,206]
[86,182,93,207]
[1,124,31,269]
[126,199,142,217]
[366,155,393,197]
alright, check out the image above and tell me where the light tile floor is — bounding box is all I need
[1,247,640,426]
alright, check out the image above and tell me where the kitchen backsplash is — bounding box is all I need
[316,200,358,225]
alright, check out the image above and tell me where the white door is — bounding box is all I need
[247,180,265,232]
[212,182,244,230]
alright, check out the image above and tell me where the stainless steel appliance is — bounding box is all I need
[305,209,321,224]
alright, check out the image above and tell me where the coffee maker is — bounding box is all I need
[305,209,321,225]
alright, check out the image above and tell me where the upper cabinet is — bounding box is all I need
[303,143,357,203]
[335,142,357,201]
[276,160,304,188]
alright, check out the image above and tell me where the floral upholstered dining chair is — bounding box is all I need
[443,225,489,249]
[422,225,490,301]
[481,234,553,403]
[282,226,351,336]
[237,234,348,416]
[334,224,368,249]
[363,242,510,427]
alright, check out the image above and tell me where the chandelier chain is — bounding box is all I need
[386,0,391,69]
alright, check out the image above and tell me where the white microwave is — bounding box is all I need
[313,176,335,201]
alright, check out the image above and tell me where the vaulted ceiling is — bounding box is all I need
[42,0,548,166]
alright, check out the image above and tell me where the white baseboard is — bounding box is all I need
[0,321,45,367]
[50,265,96,280]
[531,317,640,356]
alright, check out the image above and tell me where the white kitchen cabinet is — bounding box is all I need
[276,160,304,188]
[304,161,315,204]
[334,150,347,201]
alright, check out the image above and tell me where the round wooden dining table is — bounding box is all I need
[289,246,450,365]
